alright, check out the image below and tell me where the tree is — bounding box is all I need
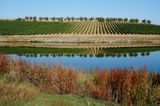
[29,17,33,21]
[147,20,151,24]
[135,19,139,23]
[96,17,105,22]
[71,17,75,21]
[129,19,134,23]
[80,17,84,21]
[89,17,94,21]
[57,17,63,22]
[118,18,123,22]
[124,18,128,22]
[50,17,56,22]
[84,17,88,21]
[39,17,43,21]
[113,18,118,22]
[45,17,49,21]
[129,18,139,24]
[33,16,37,22]
[142,19,146,24]
[106,18,110,22]
[66,17,71,22]
[109,18,114,22]
[25,16,29,21]
[16,18,22,21]
[60,17,63,22]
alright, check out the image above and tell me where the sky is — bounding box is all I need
[0,0,160,24]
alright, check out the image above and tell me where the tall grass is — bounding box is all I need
[0,83,38,101]
[0,54,160,105]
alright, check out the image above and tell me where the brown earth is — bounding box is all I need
[0,34,160,42]
[0,34,160,48]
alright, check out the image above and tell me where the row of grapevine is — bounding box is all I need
[0,21,160,35]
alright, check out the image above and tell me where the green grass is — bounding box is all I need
[0,93,119,106]
[0,21,160,35]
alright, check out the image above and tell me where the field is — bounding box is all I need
[0,21,160,35]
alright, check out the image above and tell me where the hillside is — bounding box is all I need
[0,21,160,35]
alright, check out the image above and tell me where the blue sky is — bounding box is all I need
[0,0,160,24]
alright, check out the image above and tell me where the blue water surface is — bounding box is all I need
[9,51,160,72]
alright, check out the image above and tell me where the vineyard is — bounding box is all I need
[0,21,160,35]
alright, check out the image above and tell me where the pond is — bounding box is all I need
[0,46,160,72]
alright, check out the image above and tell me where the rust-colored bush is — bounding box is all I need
[109,68,150,105]
[151,73,160,87]
[53,66,78,94]
[90,71,109,100]
[0,54,10,74]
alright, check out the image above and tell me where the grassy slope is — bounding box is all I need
[1,93,117,106]
[0,21,160,35]
[23,94,117,106]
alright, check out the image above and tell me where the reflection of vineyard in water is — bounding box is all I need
[8,46,160,72]
[16,47,151,58]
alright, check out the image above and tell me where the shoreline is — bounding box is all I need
[0,42,160,48]
[0,34,160,43]
[0,34,160,48]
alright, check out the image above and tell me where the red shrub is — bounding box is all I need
[54,66,78,94]
[0,54,10,74]
[109,68,149,105]
[90,71,110,100]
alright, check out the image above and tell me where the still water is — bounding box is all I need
[9,50,160,72]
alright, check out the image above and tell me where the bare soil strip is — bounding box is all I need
[0,34,160,48]
[0,34,160,42]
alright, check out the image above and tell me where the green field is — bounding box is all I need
[0,21,160,35]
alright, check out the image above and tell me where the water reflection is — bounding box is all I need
[2,46,160,72]
[16,52,151,58]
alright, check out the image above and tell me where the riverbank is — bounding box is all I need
[0,34,160,43]
[0,34,160,48]
[0,81,112,106]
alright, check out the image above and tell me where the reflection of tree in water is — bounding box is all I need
[141,52,150,56]
[17,47,152,58]
[146,52,150,56]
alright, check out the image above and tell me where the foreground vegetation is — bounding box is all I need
[0,82,111,106]
[0,54,160,106]
[0,21,160,35]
